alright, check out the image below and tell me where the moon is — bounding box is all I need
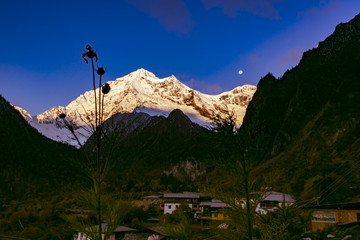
[238,70,243,75]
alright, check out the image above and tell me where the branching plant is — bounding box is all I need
[58,45,122,240]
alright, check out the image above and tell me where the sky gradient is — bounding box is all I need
[1,0,360,115]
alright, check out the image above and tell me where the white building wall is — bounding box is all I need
[76,232,112,240]
[164,203,181,214]
[164,203,194,214]
[256,201,294,214]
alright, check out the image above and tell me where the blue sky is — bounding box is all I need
[1,0,359,115]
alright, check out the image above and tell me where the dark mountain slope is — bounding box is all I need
[88,109,221,193]
[107,109,213,172]
[241,13,360,202]
[0,95,81,204]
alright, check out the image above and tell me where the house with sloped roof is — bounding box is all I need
[162,192,202,214]
[302,202,360,233]
[74,223,136,240]
[195,199,230,221]
[256,192,295,214]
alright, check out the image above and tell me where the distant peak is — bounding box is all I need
[168,109,191,122]
[167,109,201,134]
[166,74,181,83]
[169,108,185,116]
[130,68,156,78]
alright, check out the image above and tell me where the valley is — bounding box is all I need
[1,11,360,240]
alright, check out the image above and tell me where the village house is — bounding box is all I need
[160,192,202,214]
[195,199,230,221]
[74,224,136,240]
[123,226,169,240]
[144,192,204,214]
[193,192,295,221]
[256,191,295,214]
[303,202,360,232]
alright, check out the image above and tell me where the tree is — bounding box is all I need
[164,203,193,240]
[209,111,314,240]
[256,203,312,239]
[208,109,267,240]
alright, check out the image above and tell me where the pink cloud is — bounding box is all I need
[127,0,195,34]
[202,0,283,19]
[248,52,260,63]
[182,78,222,94]
[278,47,303,66]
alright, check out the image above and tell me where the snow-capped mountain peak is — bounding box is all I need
[15,69,257,147]
[129,68,157,78]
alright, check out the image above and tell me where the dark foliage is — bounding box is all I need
[0,95,84,203]
[0,95,85,238]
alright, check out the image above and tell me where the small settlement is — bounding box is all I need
[144,191,295,219]
[74,192,360,240]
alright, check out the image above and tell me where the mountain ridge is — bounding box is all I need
[15,69,256,147]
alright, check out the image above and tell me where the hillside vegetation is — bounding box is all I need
[0,95,85,238]
[241,13,360,203]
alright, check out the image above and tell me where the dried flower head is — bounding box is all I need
[96,66,105,76]
[59,113,66,119]
[82,45,98,64]
[102,83,111,94]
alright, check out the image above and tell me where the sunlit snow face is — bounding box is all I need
[238,70,243,75]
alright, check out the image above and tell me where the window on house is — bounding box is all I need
[168,206,171,209]
[260,201,278,208]
[312,212,335,223]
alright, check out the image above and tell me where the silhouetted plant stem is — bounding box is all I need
[91,58,98,130]
[62,45,113,240]
[98,75,102,126]
[101,94,105,128]
[61,118,83,148]
[97,117,102,240]
[89,57,102,239]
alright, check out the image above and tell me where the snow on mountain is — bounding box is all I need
[13,106,32,122]
[15,69,257,147]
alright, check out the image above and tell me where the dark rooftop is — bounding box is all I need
[301,201,360,210]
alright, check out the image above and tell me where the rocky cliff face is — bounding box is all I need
[241,13,360,203]
[16,69,256,147]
